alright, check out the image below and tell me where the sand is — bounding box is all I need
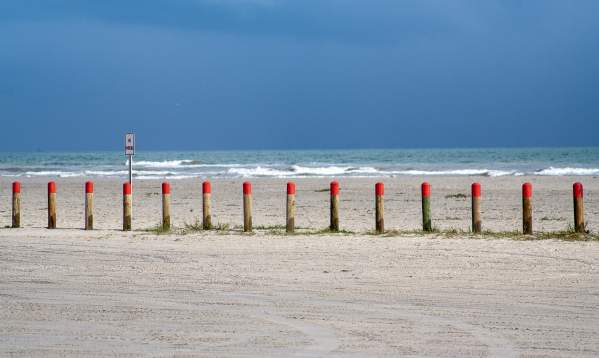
[0,176,598,357]
[1,176,598,233]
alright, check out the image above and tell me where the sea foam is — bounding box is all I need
[535,167,599,176]
[4,148,599,179]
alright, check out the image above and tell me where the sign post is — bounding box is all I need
[125,133,135,184]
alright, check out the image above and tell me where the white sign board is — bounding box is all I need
[125,133,135,155]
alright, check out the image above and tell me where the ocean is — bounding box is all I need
[0,147,598,179]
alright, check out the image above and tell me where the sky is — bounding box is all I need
[1,0,598,151]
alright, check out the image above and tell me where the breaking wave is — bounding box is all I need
[7,164,599,179]
[227,165,380,177]
[131,160,245,169]
[535,167,599,176]
[388,169,522,177]
[132,160,204,168]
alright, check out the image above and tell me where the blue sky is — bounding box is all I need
[1,0,598,150]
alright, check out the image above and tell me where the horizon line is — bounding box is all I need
[1,145,599,154]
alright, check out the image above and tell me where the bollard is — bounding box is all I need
[202,181,212,230]
[85,181,94,230]
[286,182,296,233]
[243,182,252,232]
[330,181,339,232]
[12,181,20,228]
[522,182,533,235]
[123,182,132,231]
[48,181,56,229]
[421,182,432,232]
[471,182,481,233]
[375,182,384,233]
[573,182,585,233]
[162,182,171,231]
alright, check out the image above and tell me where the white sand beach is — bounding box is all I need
[0,176,598,357]
[1,176,598,233]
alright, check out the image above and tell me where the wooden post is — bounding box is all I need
[85,181,94,230]
[12,181,20,228]
[471,182,481,233]
[421,182,432,232]
[202,181,212,230]
[123,182,132,231]
[375,182,384,233]
[522,182,533,235]
[330,181,339,232]
[243,182,252,232]
[286,182,296,233]
[573,182,585,233]
[162,182,171,231]
[48,181,56,229]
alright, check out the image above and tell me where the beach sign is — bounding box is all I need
[125,133,135,184]
[125,133,135,156]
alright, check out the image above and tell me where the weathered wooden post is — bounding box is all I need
[471,182,481,233]
[85,181,94,230]
[12,181,20,228]
[48,181,57,229]
[243,182,252,232]
[330,181,339,232]
[202,181,212,230]
[375,182,384,233]
[522,182,533,235]
[286,182,296,233]
[162,182,171,231]
[421,182,432,232]
[573,182,585,233]
[123,182,132,231]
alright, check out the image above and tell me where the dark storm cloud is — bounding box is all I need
[0,1,598,150]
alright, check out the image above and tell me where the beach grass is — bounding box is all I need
[179,220,204,235]
[143,222,171,235]
[139,221,598,241]
[444,193,468,199]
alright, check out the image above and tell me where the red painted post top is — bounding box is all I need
[48,181,56,194]
[472,182,481,198]
[85,181,94,194]
[162,182,170,194]
[330,181,339,195]
[12,181,20,194]
[243,182,252,195]
[287,182,296,195]
[123,182,132,195]
[522,182,532,198]
[375,182,384,196]
[421,182,430,197]
[573,182,583,198]
[202,181,211,194]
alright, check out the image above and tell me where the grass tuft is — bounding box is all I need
[214,222,230,231]
[143,222,171,235]
[178,220,204,235]
[254,224,287,230]
[445,193,468,199]
[302,227,356,235]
